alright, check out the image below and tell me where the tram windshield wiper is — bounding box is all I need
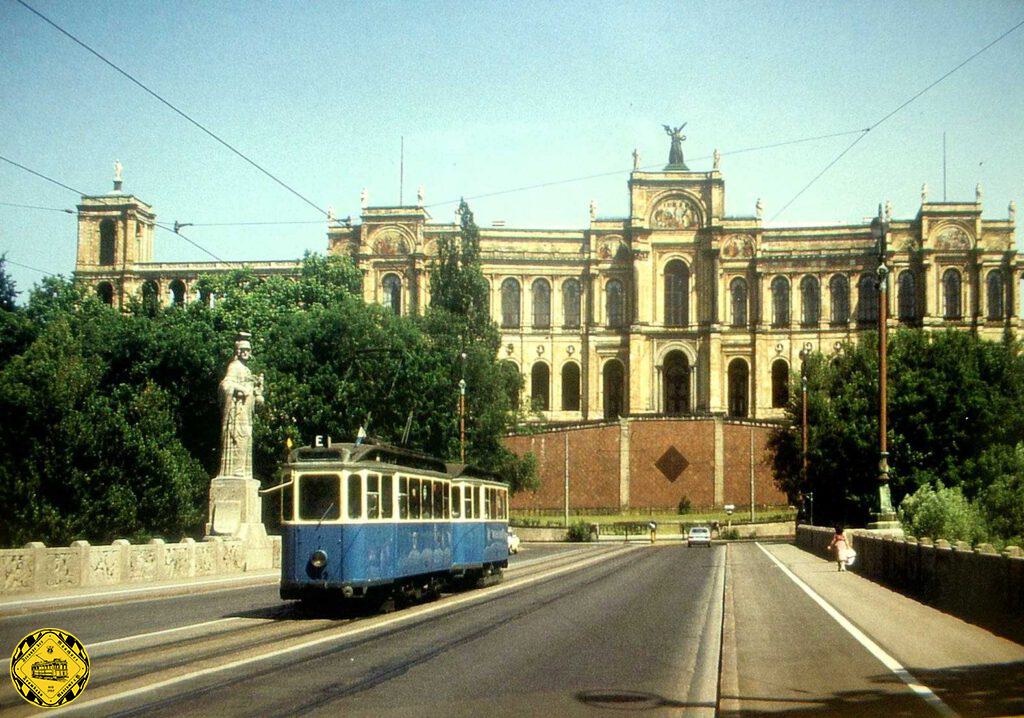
[316,502,335,529]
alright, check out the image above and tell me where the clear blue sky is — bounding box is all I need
[2,1,1022,297]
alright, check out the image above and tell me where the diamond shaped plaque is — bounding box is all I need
[655,446,689,483]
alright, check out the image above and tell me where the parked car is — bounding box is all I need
[687,526,712,547]
[507,527,521,554]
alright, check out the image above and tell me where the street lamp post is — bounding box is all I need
[459,352,467,463]
[799,347,810,490]
[870,204,899,531]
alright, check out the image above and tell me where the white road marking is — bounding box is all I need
[0,572,279,613]
[755,542,958,718]
[50,544,639,715]
[86,617,248,653]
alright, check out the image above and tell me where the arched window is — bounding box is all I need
[382,274,402,315]
[501,278,521,328]
[771,276,790,327]
[606,279,625,328]
[730,278,747,327]
[664,260,689,327]
[603,360,625,419]
[96,282,114,305]
[531,362,550,411]
[830,275,850,324]
[800,276,820,326]
[532,279,551,329]
[771,360,789,408]
[663,351,690,416]
[857,274,878,324]
[987,270,1005,320]
[898,271,916,322]
[169,279,186,307]
[562,279,581,328]
[727,359,749,418]
[943,269,962,319]
[561,362,581,411]
[99,219,116,265]
[141,280,159,315]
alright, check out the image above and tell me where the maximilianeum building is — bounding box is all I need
[75,139,1020,424]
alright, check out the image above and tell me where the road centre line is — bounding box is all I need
[51,544,639,715]
[86,617,249,653]
[754,542,957,718]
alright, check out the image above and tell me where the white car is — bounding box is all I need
[687,526,712,547]
[507,527,521,554]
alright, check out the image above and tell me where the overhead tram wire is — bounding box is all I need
[423,128,870,210]
[770,16,1024,223]
[1,155,227,263]
[0,201,74,214]
[2,257,55,276]
[15,0,329,219]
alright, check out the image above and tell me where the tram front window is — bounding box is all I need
[299,474,340,521]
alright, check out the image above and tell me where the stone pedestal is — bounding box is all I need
[867,513,904,537]
[205,476,273,570]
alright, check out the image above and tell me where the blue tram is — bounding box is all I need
[269,442,509,603]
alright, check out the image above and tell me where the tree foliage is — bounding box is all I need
[771,329,1024,530]
[0,245,535,547]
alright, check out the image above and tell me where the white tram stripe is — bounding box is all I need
[50,544,638,715]
[755,542,958,718]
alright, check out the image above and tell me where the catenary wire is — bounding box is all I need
[153,223,225,262]
[770,16,1024,222]
[0,155,85,196]
[15,0,329,219]
[0,201,74,214]
[1,257,55,276]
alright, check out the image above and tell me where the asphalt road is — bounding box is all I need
[2,541,1021,717]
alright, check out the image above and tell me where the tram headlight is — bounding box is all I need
[310,549,328,569]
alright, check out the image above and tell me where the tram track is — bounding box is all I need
[4,544,638,717]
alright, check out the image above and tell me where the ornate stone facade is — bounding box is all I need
[74,154,1021,422]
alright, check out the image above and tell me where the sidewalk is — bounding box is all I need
[0,570,279,617]
[760,542,1024,704]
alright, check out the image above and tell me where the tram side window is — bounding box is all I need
[433,480,444,518]
[443,482,450,519]
[366,473,380,519]
[282,476,294,522]
[463,486,474,519]
[498,489,507,520]
[399,476,409,519]
[381,474,393,519]
[422,480,433,519]
[409,478,421,520]
[347,474,362,519]
[299,474,340,521]
[482,488,491,520]
[452,485,462,519]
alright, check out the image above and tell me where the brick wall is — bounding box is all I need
[506,418,787,511]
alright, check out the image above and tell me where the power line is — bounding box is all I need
[0,201,74,214]
[153,223,225,262]
[1,256,55,276]
[0,155,227,262]
[16,0,329,219]
[424,128,870,210]
[0,155,85,195]
[771,16,1024,222]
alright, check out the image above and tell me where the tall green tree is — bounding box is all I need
[0,254,18,311]
[771,329,1024,526]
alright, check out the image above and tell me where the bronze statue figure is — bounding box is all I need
[663,124,688,168]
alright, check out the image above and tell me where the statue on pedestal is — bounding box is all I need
[218,333,264,479]
[663,123,689,169]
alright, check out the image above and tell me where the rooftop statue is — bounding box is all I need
[663,124,689,170]
[218,332,265,479]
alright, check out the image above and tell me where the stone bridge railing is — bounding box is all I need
[1,536,281,597]
[796,525,1024,643]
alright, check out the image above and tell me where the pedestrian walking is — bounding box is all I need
[827,525,851,572]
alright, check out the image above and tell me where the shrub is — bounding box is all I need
[566,520,593,542]
[677,496,692,514]
[721,528,740,540]
[898,482,987,544]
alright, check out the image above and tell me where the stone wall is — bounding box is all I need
[506,417,786,511]
[0,536,281,597]
[796,525,1024,643]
